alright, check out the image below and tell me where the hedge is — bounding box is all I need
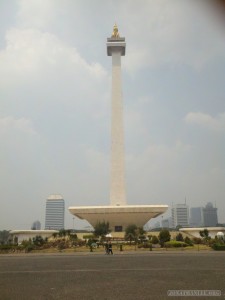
[212,244,225,251]
[165,241,189,248]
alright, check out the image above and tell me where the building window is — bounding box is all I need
[115,226,122,232]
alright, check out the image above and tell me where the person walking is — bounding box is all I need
[108,241,113,255]
[105,242,109,255]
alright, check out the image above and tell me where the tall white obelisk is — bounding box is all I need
[69,26,168,230]
[107,24,126,206]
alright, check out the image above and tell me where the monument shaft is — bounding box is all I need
[111,51,126,206]
[107,25,126,206]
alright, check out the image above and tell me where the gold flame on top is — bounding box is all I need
[111,23,120,38]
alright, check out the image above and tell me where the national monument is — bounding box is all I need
[69,25,168,232]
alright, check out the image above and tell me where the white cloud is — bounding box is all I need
[17,0,56,30]
[120,1,225,72]
[0,116,36,135]
[127,140,192,174]
[126,140,193,203]
[12,0,225,75]
[184,112,225,131]
[0,28,106,84]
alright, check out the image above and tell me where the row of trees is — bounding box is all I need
[92,223,224,248]
[93,222,172,247]
[1,224,224,253]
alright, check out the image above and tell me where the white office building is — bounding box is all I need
[172,204,189,228]
[45,194,65,230]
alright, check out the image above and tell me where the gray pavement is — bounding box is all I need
[0,251,225,300]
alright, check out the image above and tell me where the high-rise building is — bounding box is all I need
[31,220,41,230]
[171,204,189,228]
[189,207,203,227]
[202,202,218,227]
[45,194,65,230]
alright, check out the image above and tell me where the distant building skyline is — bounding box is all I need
[171,204,189,228]
[189,207,203,227]
[45,195,65,230]
[202,202,218,227]
[163,202,220,229]
[161,217,172,228]
[31,220,41,230]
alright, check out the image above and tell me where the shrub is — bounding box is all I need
[33,236,45,247]
[199,229,209,239]
[0,244,13,250]
[165,241,188,248]
[70,233,77,240]
[192,237,202,244]
[58,241,67,251]
[176,233,184,242]
[158,229,171,247]
[76,239,86,247]
[25,245,34,252]
[212,244,225,251]
[87,239,97,247]
[184,236,193,246]
[151,236,159,244]
[137,242,151,249]
[83,234,95,240]
[0,244,17,253]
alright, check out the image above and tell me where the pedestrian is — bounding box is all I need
[105,242,109,254]
[108,241,113,255]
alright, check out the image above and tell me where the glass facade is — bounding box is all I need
[45,195,65,230]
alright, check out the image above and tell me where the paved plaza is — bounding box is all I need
[0,252,224,300]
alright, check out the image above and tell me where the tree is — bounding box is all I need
[199,229,210,244]
[69,233,77,241]
[137,227,146,236]
[94,221,110,237]
[184,236,193,246]
[125,225,138,245]
[176,233,184,242]
[158,229,171,247]
[52,232,58,239]
[125,232,135,245]
[136,227,146,243]
[125,224,138,236]
[66,229,71,236]
[125,225,146,244]
[151,236,159,244]
[32,236,45,247]
[199,229,209,239]
[58,229,67,237]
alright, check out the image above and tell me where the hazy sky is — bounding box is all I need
[1,0,224,230]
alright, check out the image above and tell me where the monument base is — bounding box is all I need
[69,205,168,232]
